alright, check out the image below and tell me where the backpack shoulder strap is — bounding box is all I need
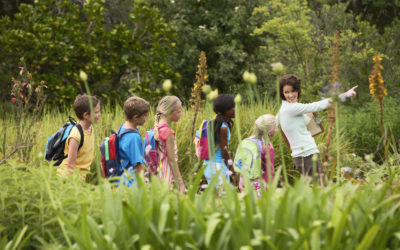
[118,128,139,137]
[74,123,84,150]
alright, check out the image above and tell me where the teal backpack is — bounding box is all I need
[234,138,263,179]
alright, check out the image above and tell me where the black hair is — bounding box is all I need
[279,74,302,100]
[213,94,235,140]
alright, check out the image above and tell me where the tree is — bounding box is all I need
[0,0,177,105]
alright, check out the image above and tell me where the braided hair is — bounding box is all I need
[153,96,181,141]
[213,94,235,140]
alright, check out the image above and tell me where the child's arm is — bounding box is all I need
[219,127,237,185]
[166,132,186,193]
[135,163,145,174]
[66,138,79,174]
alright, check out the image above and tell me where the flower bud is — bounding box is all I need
[79,70,88,82]
[234,94,242,104]
[270,62,285,75]
[202,84,211,94]
[207,89,218,100]
[243,71,257,84]
[162,79,172,92]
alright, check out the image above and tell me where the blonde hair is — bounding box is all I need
[252,114,276,140]
[123,96,150,121]
[153,96,181,140]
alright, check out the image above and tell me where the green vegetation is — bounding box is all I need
[1,0,400,249]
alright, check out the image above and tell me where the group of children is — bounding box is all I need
[57,93,278,193]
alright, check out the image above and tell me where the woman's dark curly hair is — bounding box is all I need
[279,74,301,100]
[213,94,235,140]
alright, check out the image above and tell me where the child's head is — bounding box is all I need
[213,94,235,139]
[252,114,277,139]
[73,94,101,124]
[123,96,150,125]
[153,96,182,140]
[213,94,235,119]
[155,96,182,123]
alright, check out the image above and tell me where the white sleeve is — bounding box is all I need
[286,98,332,115]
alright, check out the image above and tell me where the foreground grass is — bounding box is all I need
[1,160,400,249]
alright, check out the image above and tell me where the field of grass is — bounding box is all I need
[1,100,400,249]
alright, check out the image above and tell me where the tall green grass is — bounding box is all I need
[1,160,399,249]
[1,100,399,249]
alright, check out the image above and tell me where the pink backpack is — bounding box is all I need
[194,120,219,159]
[143,124,168,175]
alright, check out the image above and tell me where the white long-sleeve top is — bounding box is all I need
[276,99,332,158]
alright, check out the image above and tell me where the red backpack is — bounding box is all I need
[100,128,138,178]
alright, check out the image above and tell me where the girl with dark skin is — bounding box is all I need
[204,94,238,186]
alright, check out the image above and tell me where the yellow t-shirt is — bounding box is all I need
[57,125,94,179]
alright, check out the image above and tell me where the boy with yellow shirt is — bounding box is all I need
[58,94,101,180]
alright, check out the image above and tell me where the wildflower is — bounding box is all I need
[341,166,352,174]
[79,70,88,82]
[368,54,387,103]
[35,87,40,93]
[234,94,242,104]
[364,154,372,161]
[243,71,257,84]
[162,79,172,92]
[11,97,16,103]
[22,82,27,87]
[207,89,218,101]
[227,159,233,166]
[270,62,285,75]
[19,66,24,75]
[201,184,208,189]
[226,170,233,176]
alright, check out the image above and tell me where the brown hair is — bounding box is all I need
[279,74,301,100]
[73,94,100,120]
[123,96,150,121]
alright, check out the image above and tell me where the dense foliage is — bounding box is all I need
[1,0,400,105]
[0,0,177,105]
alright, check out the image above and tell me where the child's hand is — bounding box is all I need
[344,85,358,98]
[179,181,187,194]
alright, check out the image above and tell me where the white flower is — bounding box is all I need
[145,145,152,155]
[226,170,233,176]
[243,71,257,84]
[162,79,172,91]
[270,62,285,75]
[341,166,352,174]
[227,159,233,166]
[79,70,88,82]
[201,184,208,189]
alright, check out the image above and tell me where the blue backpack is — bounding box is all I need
[44,117,84,166]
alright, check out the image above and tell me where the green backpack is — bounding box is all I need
[234,138,263,179]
